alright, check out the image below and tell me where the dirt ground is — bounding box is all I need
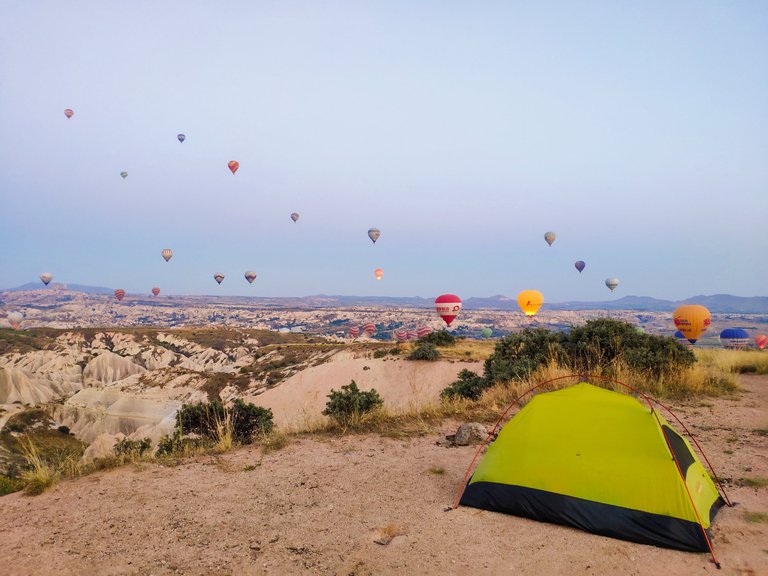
[1,375,766,576]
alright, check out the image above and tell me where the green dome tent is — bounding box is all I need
[458,382,727,564]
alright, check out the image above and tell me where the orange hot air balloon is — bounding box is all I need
[228,160,239,174]
[672,305,711,344]
[755,335,768,350]
[64,109,74,119]
[435,294,462,326]
[374,268,383,281]
[152,287,160,297]
[517,289,544,316]
[114,289,126,302]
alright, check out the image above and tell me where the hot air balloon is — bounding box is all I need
[435,294,462,326]
[114,289,126,302]
[40,272,53,286]
[177,134,185,143]
[374,268,383,281]
[214,273,225,285]
[161,248,173,262]
[393,328,408,342]
[7,311,23,330]
[348,326,360,338]
[362,322,376,336]
[120,172,128,179]
[544,232,556,247]
[368,228,381,243]
[481,327,493,338]
[720,328,750,349]
[406,329,419,340]
[64,109,74,119]
[605,278,619,292]
[416,326,434,338]
[245,271,257,284]
[151,287,160,297]
[673,304,711,344]
[575,261,585,273]
[755,335,768,350]
[228,161,239,175]
[291,212,299,223]
[517,289,544,316]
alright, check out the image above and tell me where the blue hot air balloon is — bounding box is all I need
[719,328,750,349]
[575,261,585,273]
[177,134,186,143]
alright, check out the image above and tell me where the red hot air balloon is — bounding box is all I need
[755,335,768,350]
[114,289,126,302]
[152,287,160,297]
[416,326,434,338]
[435,294,462,326]
[362,322,376,336]
[228,160,239,174]
[348,326,360,338]
[393,329,408,342]
[64,109,74,118]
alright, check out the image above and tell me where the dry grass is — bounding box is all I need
[212,412,235,453]
[20,439,60,496]
[740,477,768,489]
[259,430,290,454]
[744,511,768,524]
[695,348,768,375]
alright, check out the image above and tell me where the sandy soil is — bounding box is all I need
[1,375,766,576]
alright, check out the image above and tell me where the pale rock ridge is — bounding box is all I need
[83,351,146,385]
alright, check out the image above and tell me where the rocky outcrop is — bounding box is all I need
[83,351,146,386]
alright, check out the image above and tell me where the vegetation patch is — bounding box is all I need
[739,477,768,489]
[323,381,383,427]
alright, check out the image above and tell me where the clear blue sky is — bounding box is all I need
[1,1,766,301]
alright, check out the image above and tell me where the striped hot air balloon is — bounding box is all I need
[151,287,160,296]
[416,326,434,338]
[348,326,360,338]
[214,273,225,284]
[245,271,257,284]
[161,248,173,262]
[228,160,239,174]
[114,289,126,302]
[406,329,419,340]
[362,322,376,336]
[393,328,408,342]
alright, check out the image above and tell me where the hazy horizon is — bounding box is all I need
[2,1,766,302]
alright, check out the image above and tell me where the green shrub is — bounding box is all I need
[484,328,565,384]
[113,437,152,457]
[441,369,489,400]
[323,380,383,424]
[175,399,273,445]
[373,348,388,359]
[419,330,456,346]
[408,342,441,361]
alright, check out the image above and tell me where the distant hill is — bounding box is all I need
[3,284,767,313]
[8,283,115,295]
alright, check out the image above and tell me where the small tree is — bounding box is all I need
[441,369,489,400]
[323,380,383,425]
[408,342,440,361]
[419,330,456,346]
[175,399,273,445]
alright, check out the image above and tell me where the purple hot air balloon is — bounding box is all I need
[575,261,586,273]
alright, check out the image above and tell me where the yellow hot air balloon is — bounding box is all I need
[672,305,711,344]
[517,289,544,316]
[374,268,383,280]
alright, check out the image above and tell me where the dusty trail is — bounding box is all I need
[1,375,766,576]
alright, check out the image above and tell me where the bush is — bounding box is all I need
[441,369,489,400]
[373,348,388,359]
[484,328,565,384]
[57,425,71,435]
[175,399,273,445]
[408,342,441,361]
[113,437,152,458]
[323,380,383,425]
[419,330,456,346]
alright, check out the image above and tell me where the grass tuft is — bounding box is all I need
[20,439,60,496]
[739,477,768,489]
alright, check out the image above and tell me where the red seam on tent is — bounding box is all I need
[656,415,721,568]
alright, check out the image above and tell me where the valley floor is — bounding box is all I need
[1,376,767,576]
